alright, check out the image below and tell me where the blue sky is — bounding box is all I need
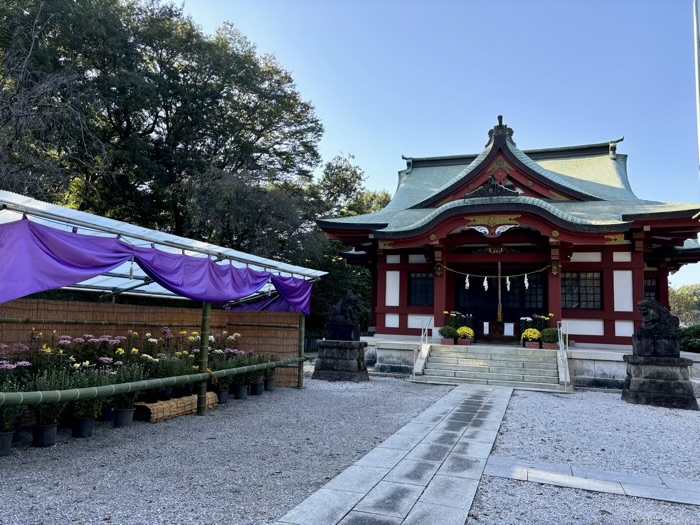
[182,0,700,286]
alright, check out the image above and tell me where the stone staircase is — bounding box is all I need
[413,343,571,392]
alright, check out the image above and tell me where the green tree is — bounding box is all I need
[669,284,700,326]
[2,0,323,236]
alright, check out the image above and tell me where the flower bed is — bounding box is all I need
[0,327,283,451]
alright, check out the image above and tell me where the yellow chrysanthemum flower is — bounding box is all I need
[131,348,139,354]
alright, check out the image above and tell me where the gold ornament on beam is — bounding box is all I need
[464,214,520,239]
[605,233,625,245]
[487,155,515,176]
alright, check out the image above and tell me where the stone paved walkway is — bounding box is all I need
[275,384,700,525]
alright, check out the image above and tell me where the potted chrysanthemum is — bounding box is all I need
[0,377,25,456]
[438,326,458,345]
[521,328,542,349]
[32,368,73,447]
[456,326,474,346]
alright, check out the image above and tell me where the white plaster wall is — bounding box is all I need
[385,271,400,306]
[384,313,400,328]
[613,270,634,312]
[408,254,427,264]
[570,252,602,262]
[386,254,400,264]
[560,319,605,336]
[613,252,631,262]
[615,320,635,337]
[408,314,434,329]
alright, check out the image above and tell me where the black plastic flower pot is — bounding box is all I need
[0,431,13,456]
[182,385,194,396]
[172,386,185,399]
[217,389,229,405]
[159,388,173,401]
[32,423,58,448]
[142,389,159,403]
[72,417,95,439]
[264,378,276,392]
[113,408,135,428]
[12,420,21,444]
[250,381,264,396]
[231,384,248,400]
[100,404,115,422]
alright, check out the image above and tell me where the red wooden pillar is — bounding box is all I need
[631,251,645,331]
[547,265,562,323]
[548,246,562,323]
[369,264,378,329]
[433,250,447,330]
[658,263,670,308]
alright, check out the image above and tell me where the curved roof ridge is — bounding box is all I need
[433,143,495,195]
[387,196,626,234]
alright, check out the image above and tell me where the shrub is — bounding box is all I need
[541,328,559,344]
[456,326,474,339]
[678,325,700,353]
[521,328,541,342]
[438,326,458,339]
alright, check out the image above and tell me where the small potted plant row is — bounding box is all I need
[209,353,279,405]
[438,326,473,345]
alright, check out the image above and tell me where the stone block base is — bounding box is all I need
[621,355,698,410]
[313,340,369,382]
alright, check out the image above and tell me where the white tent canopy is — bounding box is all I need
[0,190,326,302]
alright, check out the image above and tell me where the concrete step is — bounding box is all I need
[412,374,572,393]
[427,356,558,370]
[430,349,557,361]
[420,368,560,384]
[424,363,559,378]
[430,345,555,358]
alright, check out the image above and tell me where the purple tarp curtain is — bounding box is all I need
[0,220,312,314]
[227,295,301,313]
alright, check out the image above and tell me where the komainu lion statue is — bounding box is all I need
[329,293,361,325]
[637,299,679,335]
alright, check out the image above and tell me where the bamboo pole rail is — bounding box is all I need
[0,357,304,407]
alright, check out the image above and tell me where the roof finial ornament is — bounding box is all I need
[609,136,624,159]
[486,115,515,147]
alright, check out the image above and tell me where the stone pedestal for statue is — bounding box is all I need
[312,340,369,382]
[621,300,698,410]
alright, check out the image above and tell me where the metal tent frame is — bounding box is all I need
[0,190,326,302]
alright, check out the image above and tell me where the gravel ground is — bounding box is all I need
[467,476,700,525]
[0,378,452,525]
[467,389,700,525]
[492,390,700,479]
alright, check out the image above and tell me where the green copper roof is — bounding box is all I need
[318,120,700,236]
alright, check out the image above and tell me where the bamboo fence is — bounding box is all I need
[0,299,303,388]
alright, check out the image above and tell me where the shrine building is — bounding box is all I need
[317,117,700,345]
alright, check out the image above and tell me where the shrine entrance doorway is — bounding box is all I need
[454,265,547,341]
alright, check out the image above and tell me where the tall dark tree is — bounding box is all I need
[1,0,323,235]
